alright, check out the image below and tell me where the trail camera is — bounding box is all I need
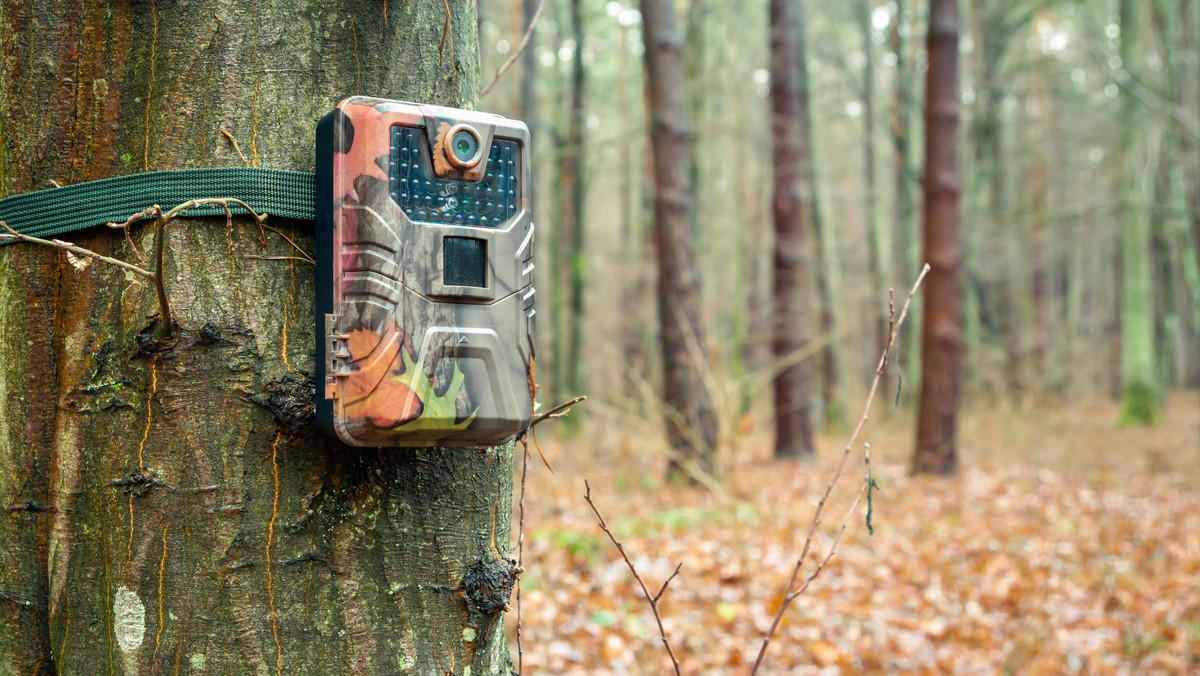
[316,97,535,447]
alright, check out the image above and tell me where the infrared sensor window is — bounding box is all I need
[443,236,488,288]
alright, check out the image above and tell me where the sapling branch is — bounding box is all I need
[481,0,546,98]
[515,388,587,672]
[530,395,586,428]
[749,263,931,676]
[1,220,154,282]
[585,479,683,676]
[151,206,175,339]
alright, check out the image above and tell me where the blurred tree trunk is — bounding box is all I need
[889,0,921,396]
[1191,0,1200,280]
[796,0,843,429]
[520,0,538,133]
[561,0,587,399]
[639,0,719,478]
[769,0,816,458]
[912,0,961,476]
[859,0,891,404]
[684,0,707,243]
[0,2,518,674]
[1116,0,1162,424]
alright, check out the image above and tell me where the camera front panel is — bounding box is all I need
[316,97,535,447]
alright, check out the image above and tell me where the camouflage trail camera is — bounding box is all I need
[316,97,535,447]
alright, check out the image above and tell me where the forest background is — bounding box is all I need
[479,0,1200,672]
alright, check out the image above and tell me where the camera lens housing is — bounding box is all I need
[444,124,483,169]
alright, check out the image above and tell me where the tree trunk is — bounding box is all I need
[860,0,891,406]
[889,0,921,400]
[562,0,587,399]
[0,2,518,675]
[769,0,816,459]
[1116,0,1162,424]
[794,0,841,428]
[912,0,961,476]
[639,0,719,479]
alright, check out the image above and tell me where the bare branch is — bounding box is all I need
[750,263,931,676]
[150,206,176,339]
[652,563,682,604]
[1,220,153,281]
[584,479,683,676]
[243,255,314,263]
[220,130,251,167]
[530,395,586,428]
[481,0,546,99]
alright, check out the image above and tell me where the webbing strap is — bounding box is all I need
[0,168,315,242]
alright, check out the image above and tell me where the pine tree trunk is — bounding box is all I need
[639,0,719,478]
[0,2,519,674]
[912,0,961,476]
[769,0,816,459]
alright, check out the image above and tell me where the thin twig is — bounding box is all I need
[530,395,586,428]
[150,206,175,339]
[1,221,153,281]
[515,434,530,675]
[584,479,682,676]
[439,0,453,66]
[481,0,545,99]
[221,130,250,167]
[749,263,930,676]
[243,255,314,263]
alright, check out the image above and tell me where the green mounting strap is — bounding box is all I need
[0,168,315,242]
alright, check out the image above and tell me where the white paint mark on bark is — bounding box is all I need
[114,586,146,676]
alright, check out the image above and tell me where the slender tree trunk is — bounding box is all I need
[769,0,816,458]
[562,0,587,398]
[639,0,720,478]
[860,0,890,403]
[684,0,706,243]
[912,0,961,476]
[0,2,518,674]
[520,0,539,137]
[889,0,920,400]
[795,0,841,428]
[1116,0,1162,424]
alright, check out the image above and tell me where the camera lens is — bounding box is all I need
[444,125,482,169]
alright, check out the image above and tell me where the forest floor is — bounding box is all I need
[506,391,1200,675]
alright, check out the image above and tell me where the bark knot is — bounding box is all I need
[252,371,315,437]
[462,557,519,618]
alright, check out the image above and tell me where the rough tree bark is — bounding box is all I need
[0,2,518,675]
[769,0,816,459]
[638,0,720,479]
[912,0,961,476]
